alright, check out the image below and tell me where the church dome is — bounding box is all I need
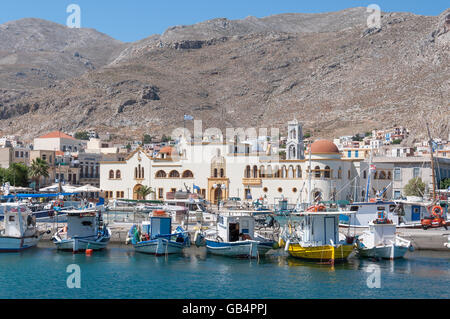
[310,140,340,154]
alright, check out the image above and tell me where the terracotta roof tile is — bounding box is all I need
[38,131,75,140]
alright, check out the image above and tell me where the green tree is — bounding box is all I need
[135,186,155,200]
[392,139,402,145]
[403,177,426,197]
[142,134,153,144]
[126,143,131,152]
[0,164,29,187]
[440,178,450,190]
[7,163,30,187]
[161,134,172,143]
[29,158,50,190]
[303,132,311,139]
[74,131,90,140]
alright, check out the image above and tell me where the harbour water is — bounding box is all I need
[0,243,449,299]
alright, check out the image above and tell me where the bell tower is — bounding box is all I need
[286,119,304,160]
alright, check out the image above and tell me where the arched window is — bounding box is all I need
[245,166,251,178]
[387,171,392,180]
[379,171,386,180]
[214,168,218,178]
[182,170,194,178]
[338,167,342,179]
[374,171,378,179]
[115,170,121,179]
[315,166,321,178]
[259,166,265,178]
[253,166,258,178]
[109,170,114,179]
[137,164,142,179]
[296,165,302,178]
[220,168,224,178]
[267,165,273,178]
[274,165,280,178]
[169,170,180,178]
[141,167,144,179]
[288,166,294,179]
[363,170,367,179]
[324,166,331,179]
[156,170,166,178]
[281,166,287,178]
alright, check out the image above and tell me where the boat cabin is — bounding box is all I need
[365,213,397,247]
[217,213,255,242]
[141,211,172,239]
[298,212,352,246]
[66,211,99,239]
[346,201,397,226]
[2,204,36,237]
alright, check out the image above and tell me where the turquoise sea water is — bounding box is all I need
[0,243,449,299]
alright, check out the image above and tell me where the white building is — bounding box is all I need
[100,122,357,204]
[33,131,86,153]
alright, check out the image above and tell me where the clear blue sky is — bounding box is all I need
[0,0,448,42]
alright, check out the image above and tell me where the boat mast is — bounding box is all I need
[364,149,373,202]
[426,122,437,202]
[308,142,312,205]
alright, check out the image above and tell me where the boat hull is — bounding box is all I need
[0,233,43,252]
[133,238,186,256]
[206,240,260,258]
[358,245,408,259]
[287,244,354,262]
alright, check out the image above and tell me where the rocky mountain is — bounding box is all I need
[0,7,448,142]
[0,18,125,89]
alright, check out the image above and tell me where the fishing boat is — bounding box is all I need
[356,210,413,259]
[52,208,111,252]
[126,210,190,256]
[0,203,48,252]
[282,206,356,263]
[204,211,276,258]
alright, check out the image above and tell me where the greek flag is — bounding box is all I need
[193,184,201,192]
[184,114,194,121]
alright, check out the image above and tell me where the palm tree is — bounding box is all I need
[29,158,50,190]
[135,185,155,200]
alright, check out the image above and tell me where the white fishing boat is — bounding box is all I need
[0,203,48,252]
[52,208,111,252]
[204,211,275,258]
[126,210,190,256]
[356,211,413,259]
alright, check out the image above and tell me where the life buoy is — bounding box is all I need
[306,204,326,212]
[431,206,444,218]
[153,210,167,217]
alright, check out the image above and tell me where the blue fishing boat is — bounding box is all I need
[126,210,190,256]
[52,207,110,252]
[204,211,275,258]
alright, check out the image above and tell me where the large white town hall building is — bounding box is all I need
[100,120,363,204]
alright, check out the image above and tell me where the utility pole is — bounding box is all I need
[426,122,437,202]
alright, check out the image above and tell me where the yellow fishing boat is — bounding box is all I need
[281,209,356,263]
[287,243,354,261]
